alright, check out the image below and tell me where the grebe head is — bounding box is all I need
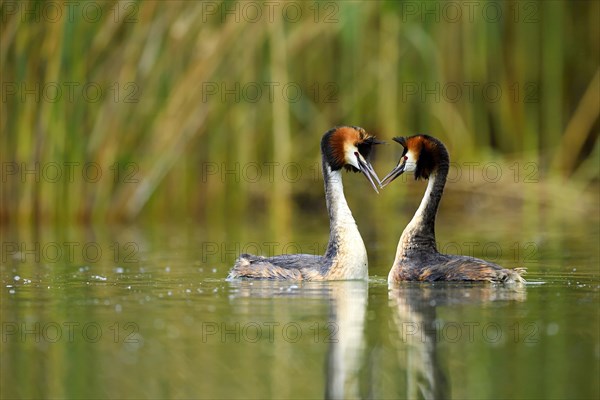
[381,135,449,186]
[321,126,383,193]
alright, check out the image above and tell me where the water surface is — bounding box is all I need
[1,203,599,399]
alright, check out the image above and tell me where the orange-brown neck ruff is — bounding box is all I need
[328,127,360,170]
[325,126,375,172]
[404,135,447,180]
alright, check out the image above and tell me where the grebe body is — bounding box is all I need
[382,135,525,284]
[227,126,382,281]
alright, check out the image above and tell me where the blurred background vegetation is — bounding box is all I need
[1,0,598,227]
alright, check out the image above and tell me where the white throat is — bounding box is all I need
[407,173,437,230]
[326,168,356,225]
[324,165,368,279]
[394,173,438,262]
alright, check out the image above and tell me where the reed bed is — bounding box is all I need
[1,0,598,225]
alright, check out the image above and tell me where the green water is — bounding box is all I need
[1,203,599,399]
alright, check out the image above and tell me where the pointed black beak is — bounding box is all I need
[381,159,406,187]
[356,153,381,194]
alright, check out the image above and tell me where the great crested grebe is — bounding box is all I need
[381,135,526,284]
[227,126,382,281]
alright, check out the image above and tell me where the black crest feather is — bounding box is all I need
[322,126,382,172]
[393,135,449,180]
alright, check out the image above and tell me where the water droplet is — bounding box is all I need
[546,323,559,336]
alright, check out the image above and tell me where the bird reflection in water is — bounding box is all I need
[388,283,527,399]
[227,280,368,400]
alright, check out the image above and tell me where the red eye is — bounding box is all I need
[404,156,408,161]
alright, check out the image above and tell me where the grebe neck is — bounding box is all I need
[399,163,449,254]
[322,155,362,259]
